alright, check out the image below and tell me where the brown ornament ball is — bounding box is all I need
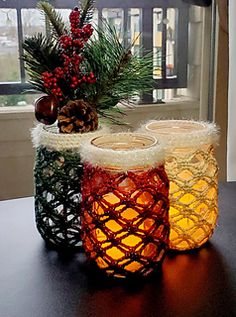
[34,95,58,125]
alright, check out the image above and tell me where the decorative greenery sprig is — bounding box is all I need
[23,2,95,104]
[22,0,154,124]
[82,23,153,121]
[22,34,61,92]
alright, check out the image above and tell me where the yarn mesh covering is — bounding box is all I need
[34,147,83,249]
[32,124,109,250]
[166,145,218,250]
[82,163,170,278]
[139,120,219,251]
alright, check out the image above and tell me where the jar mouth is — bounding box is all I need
[91,133,157,151]
[145,120,207,135]
[32,124,109,151]
[81,133,164,171]
[141,120,219,150]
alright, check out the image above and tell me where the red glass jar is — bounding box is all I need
[80,133,170,278]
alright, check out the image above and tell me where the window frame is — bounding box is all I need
[0,0,189,102]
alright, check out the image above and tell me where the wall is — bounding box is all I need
[228,0,236,180]
[214,10,228,181]
[0,107,35,200]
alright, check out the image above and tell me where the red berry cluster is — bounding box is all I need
[54,67,64,78]
[71,24,93,43]
[70,72,96,89]
[69,7,80,31]
[82,24,93,40]
[85,72,96,84]
[42,7,96,103]
[42,72,63,100]
[59,35,73,50]
[60,9,93,51]
[69,7,93,41]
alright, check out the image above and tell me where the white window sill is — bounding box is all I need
[0,99,199,119]
[0,105,34,120]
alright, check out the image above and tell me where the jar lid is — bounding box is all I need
[139,120,219,149]
[31,124,109,151]
[80,133,165,171]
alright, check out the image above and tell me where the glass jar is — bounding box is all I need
[32,124,108,250]
[80,133,170,278]
[140,120,219,251]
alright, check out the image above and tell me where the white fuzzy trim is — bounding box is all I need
[31,124,110,151]
[80,133,165,171]
[138,120,220,149]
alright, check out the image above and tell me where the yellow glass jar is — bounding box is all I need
[140,120,219,251]
[80,133,170,278]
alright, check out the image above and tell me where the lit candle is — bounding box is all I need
[80,133,170,278]
[140,120,219,251]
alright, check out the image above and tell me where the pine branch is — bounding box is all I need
[37,1,68,38]
[22,34,61,71]
[97,108,128,126]
[22,33,62,93]
[82,23,154,118]
[78,0,95,28]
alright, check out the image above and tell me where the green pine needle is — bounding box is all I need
[22,33,62,94]
[22,33,62,70]
[82,22,154,120]
[78,0,95,28]
[37,1,68,38]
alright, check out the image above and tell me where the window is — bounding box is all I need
[0,0,212,111]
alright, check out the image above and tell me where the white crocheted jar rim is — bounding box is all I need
[31,124,109,151]
[80,132,165,171]
[140,120,219,149]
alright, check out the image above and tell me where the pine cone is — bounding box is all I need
[58,99,98,133]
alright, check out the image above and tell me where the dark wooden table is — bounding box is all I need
[0,182,236,317]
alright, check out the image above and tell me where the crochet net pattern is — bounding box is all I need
[34,146,83,249]
[82,163,170,278]
[166,145,218,250]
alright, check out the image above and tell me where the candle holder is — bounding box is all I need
[140,120,219,251]
[32,124,107,250]
[80,133,170,278]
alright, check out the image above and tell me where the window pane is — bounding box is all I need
[0,9,20,82]
[153,8,178,79]
[92,9,99,27]
[128,8,141,54]
[22,9,45,38]
[90,9,99,40]
[57,9,71,18]
[166,8,178,79]
[153,8,163,79]
[22,9,46,82]
[102,8,123,41]
[170,6,206,107]
[56,9,71,26]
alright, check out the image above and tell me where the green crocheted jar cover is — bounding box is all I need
[34,146,83,250]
